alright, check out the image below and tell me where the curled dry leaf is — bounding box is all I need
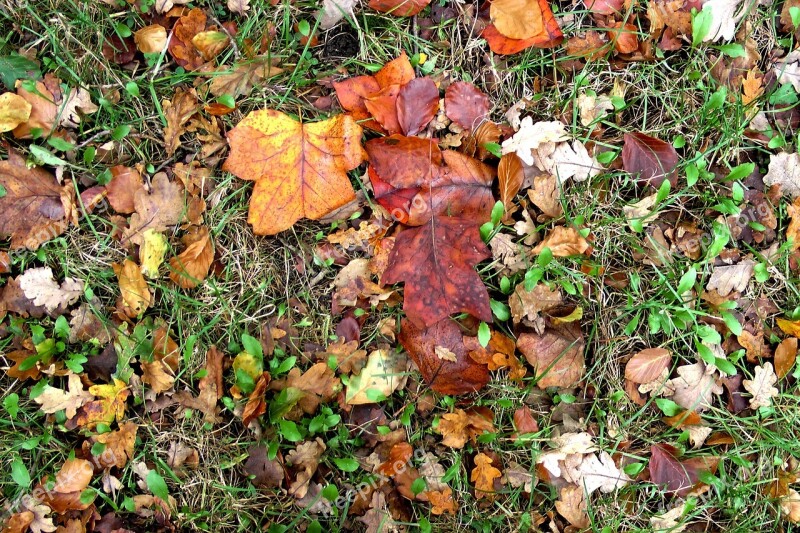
[399,318,490,395]
[286,438,326,498]
[498,153,524,210]
[764,152,800,198]
[113,259,151,317]
[425,488,456,515]
[66,379,129,430]
[706,260,755,297]
[509,281,562,327]
[209,57,284,98]
[163,87,200,156]
[169,226,214,289]
[124,173,188,245]
[662,362,722,413]
[223,110,364,235]
[167,8,207,71]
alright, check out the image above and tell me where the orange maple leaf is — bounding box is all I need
[223,110,365,235]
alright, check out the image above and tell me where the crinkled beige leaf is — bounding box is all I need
[623,194,658,230]
[706,260,755,297]
[320,0,360,28]
[18,267,84,314]
[743,362,779,409]
[59,87,98,128]
[509,281,562,326]
[555,485,589,528]
[662,362,723,412]
[699,0,746,42]
[228,0,251,14]
[781,489,800,523]
[650,503,688,532]
[286,438,326,498]
[489,232,527,274]
[34,373,93,419]
[764,151,800,198]
[576,92,613,126]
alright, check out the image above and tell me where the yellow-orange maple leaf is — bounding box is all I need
[67,378,129,430]
[471,452,502,500]
[741,70,764,105]
[223,110,365,235]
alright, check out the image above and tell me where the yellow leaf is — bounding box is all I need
[223,110,365,235]
[741,69,764,105]
[0,92,31,132]
[140,229,168,278]
[113,259,151,317]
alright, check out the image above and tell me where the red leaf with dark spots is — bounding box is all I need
[445,82,491,130]
[398,318,490,394]
[383,219,492,327]
[397,78,439,135]
[622,132,679,188]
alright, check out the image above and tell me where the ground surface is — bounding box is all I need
[2,0,800,532]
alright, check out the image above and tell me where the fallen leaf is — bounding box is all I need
[622,132,679,187]
[106,165,145,214]
[576,92,613,126]
[698,0,746,43]
[498,153,525,210]
[169,226,214,289]
[706,260,755,297]
[140,229,168,279]
[586,0,623,15]
[84,421,137,469]
[556,485,589,528]
[625,348,672,384]
[609,22,639,54]
[781,489,800,523]
[12,79,57,139]
[537,432,630,493]
[113,259,151,317]
[517,322,585,388]
[228,0,251,15]
[18,267,83,314]
[34,373,93,419]
[124,173,189,244]
[741,69,764,104]
[399,318,490,395]
[67,379,129,430]
[286,438,326,498]
[650,503,689,532]
[509,282,562,326]
[396,77,439,135]
[481,0,563,54]
[135,25,168,54]
[0,91,31,132]
[192,31,229,61]
[489,232,527,274]
[435,407,495,448]
[444,81,490,131]
[663,362,723,412]
[59,87,98,128]
[532,226,590,257]
[242,372,270,426]
[320,0,358,28]
[471,452,502,500]
[0,153,74,250]
[424,488,456,515]
[163,87,200,156]
[209,56,284,98]
[738,329,771,362]
[775,338,797,379]
[167,8,207,71]
[648,444,718,497]
[223,110,364,235]
[368,0,430,16]
[345,348,408,404]
[743,362,779,409]
[764,151,800,198]
[244,445,284,489]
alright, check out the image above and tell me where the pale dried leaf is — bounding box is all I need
[742,362,779,409]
